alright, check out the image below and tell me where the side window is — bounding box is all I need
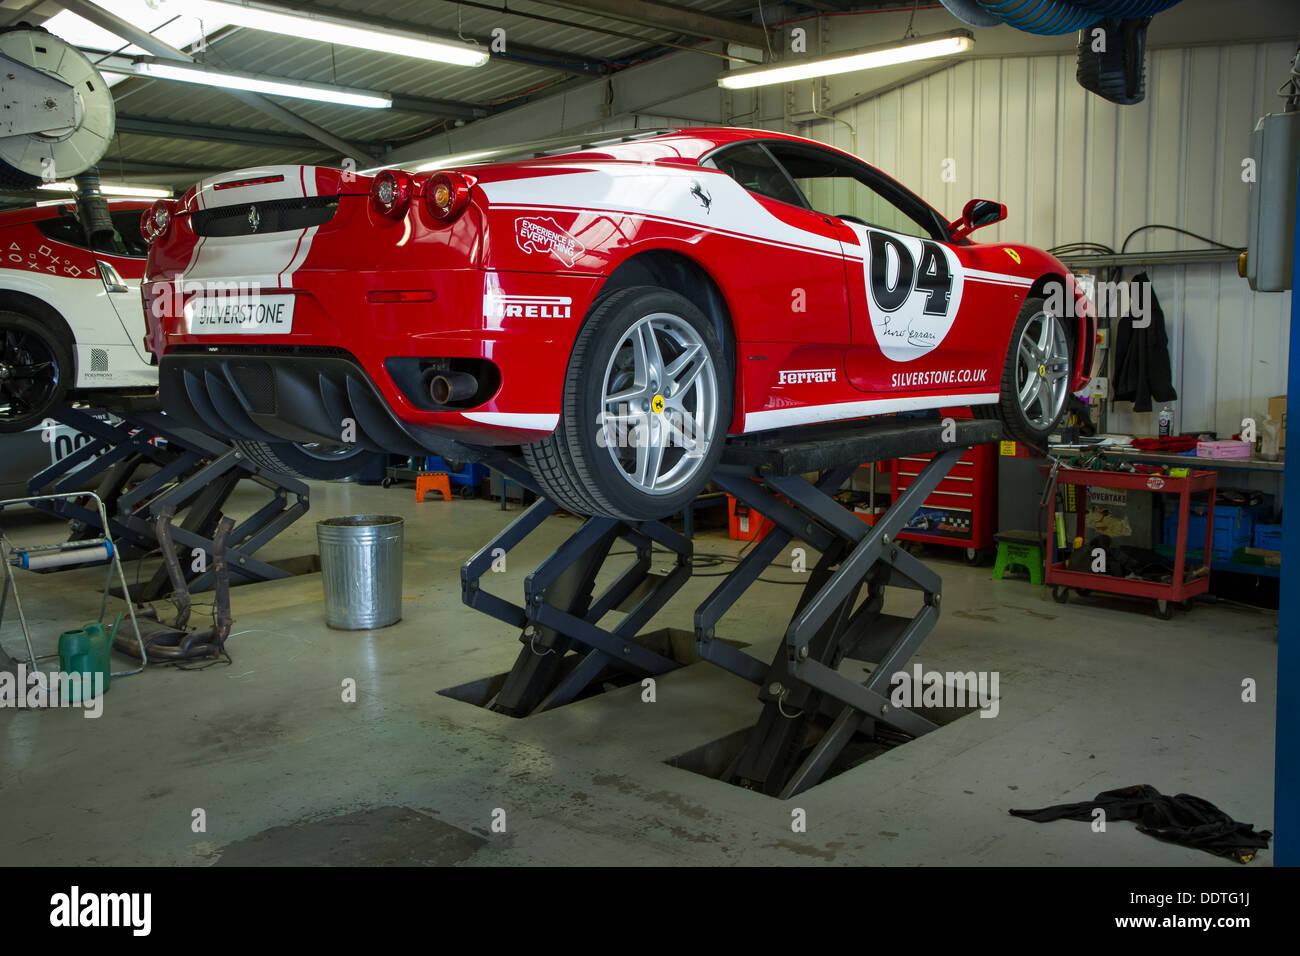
[768,144,942,241]
[109,210,148,257]
[704,143,805,208]
[32,209,147,258]
[34,213,89,249]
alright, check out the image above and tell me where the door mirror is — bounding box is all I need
[948,199,1007,240]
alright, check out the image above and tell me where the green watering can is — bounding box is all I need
[56,613,121,704]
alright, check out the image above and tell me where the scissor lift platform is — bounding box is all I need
[462,415,1002,796]
[27,402,309,601]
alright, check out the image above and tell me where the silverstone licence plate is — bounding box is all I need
[185,293,295,334]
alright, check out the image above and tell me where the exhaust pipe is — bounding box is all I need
[430,371,478,405]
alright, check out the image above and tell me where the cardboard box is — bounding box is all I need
[1269,395,1287,451]
[1197,440,1252,459]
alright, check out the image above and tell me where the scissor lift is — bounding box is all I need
[463,416,1002,796]
[27,401,309,601]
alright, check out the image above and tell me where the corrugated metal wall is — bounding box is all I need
[796,41,1296,438]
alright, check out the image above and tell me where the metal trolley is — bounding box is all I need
[1045,465,1217,619]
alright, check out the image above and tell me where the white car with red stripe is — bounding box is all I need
[0,199,155,432]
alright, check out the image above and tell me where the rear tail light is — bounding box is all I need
[424,171,471,223]
[142,200,174,242]
[371,170,413,218]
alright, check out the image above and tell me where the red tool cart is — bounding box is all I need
[1045,466,1217,619]
[890,442,997,563]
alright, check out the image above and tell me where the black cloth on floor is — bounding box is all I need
[1112,273,1177,413]
[1010,784,1271,863]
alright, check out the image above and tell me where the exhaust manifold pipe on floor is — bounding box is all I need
[429,370,478,405]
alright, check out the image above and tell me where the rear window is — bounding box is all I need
[705,143,804,207]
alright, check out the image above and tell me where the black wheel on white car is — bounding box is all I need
[232,439,381,481]
[0,311,73,434]
[523,286,732,521]
[977,296,1073,448]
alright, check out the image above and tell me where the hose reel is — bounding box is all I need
[0,24,116,189]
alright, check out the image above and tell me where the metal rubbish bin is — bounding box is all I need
[316,515,404,629]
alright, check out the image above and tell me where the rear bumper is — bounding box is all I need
[148,269,602,448]
[160,348,487,461]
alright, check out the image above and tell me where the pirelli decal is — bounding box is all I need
[484,294,573,320]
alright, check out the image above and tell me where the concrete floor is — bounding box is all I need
[0,480,1278,866]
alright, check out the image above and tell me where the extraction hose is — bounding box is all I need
[73,167,116,248]
[940,0,1184,34]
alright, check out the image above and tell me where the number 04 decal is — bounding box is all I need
[853,226,965,364]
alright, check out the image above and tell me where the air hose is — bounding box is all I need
[73,167,117,248]
[941,0,1185,34]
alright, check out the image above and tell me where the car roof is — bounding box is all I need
[396,126,867,172]
[0,198,152,227]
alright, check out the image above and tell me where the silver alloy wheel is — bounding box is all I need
[599,311,718,495]
[1015,309,1070,430]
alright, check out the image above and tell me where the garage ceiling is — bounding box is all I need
[0,0,889,187]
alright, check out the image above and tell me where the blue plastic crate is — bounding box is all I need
[1254,524,1283,550]
[1163,511,1250,562]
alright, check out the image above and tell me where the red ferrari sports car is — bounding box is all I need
[142,127,1095,519]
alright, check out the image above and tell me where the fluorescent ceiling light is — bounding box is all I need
[126,57,392,108]
[162,0,488,67]
[39,182,173,198]
[718,31,974,90]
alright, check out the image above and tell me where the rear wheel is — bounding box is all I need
[0,311,73,434]
[977,296,1073,448]
[523,286,731,521]
[232,439,382,481]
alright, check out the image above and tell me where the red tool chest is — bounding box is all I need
[889,442,997,556]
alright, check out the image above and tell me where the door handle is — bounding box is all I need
[96,260,129,294]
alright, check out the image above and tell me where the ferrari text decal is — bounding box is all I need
[890,368,988,388]
[852,227,966,364]
[778,368,836,384]
[515,216,586,267]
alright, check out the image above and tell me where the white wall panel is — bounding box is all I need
[797,40,1295,438]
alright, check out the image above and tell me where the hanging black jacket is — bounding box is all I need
[1112,273,1177,413]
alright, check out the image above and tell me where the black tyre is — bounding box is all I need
[0,310,73,434]
[1051,586,1068,604]
[232,439,381,481]
[523,286,732,521]
[977,296,1073,448]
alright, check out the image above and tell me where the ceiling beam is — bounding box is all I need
[115,114,350,153]
[535,0,769,48]
[387,94,491,120]
[54,0,379,163]
[96,157,220,176]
